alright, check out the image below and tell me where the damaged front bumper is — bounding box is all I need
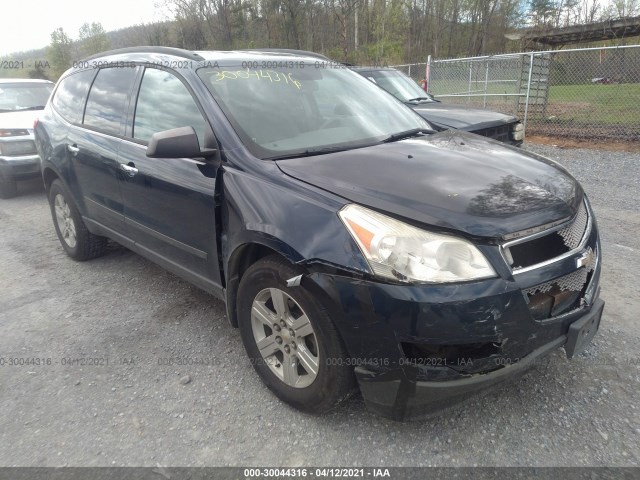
[304,232,603,420]
[356,298,603,420]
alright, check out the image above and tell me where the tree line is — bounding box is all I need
[7,0,640,80]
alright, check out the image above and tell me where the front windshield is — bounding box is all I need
[198,63,430,159]
[364,70,434,103]
[0,83,53,112]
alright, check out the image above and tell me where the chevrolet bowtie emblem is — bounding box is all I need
[576,249,594,269]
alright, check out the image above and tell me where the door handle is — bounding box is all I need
[67,144,79,156]
[119,163,138,177]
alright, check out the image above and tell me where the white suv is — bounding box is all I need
[0,79,54,198]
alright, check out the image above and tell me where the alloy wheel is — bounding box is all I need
[54,194,77,248]
[251,287,320,388]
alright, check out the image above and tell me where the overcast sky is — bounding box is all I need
[0,0,169,56]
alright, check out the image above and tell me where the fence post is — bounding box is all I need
[523,53,534,132]
[426,55,431,93]
[468,61,472,103]
[483,60,489,108]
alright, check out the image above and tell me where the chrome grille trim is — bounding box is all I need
[502,200,585,249]
[524,246,596,295]
[502,198,593,276]
[502,216,571,242]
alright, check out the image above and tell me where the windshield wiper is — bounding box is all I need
[15,106,46,111]
[266,145,362,161]
[382,128,434,143]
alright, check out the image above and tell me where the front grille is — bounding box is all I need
[524,247,596,296]
[523,246,597,320]
[506,201,589,270]
[557,202,588,249]
[472,124,511,143]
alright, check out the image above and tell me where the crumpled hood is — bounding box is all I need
[276,131,581,238]
[411,102,517,130]
[0,110,40,131]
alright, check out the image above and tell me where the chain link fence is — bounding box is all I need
[394,45,640,141]
[392,63,428,85]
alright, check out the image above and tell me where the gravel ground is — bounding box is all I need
[0,142,639,467]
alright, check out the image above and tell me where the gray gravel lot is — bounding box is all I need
[0,142,639,467]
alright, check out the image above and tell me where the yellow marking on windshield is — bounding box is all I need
[213,69,301,89]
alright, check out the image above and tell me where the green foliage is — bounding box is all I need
[48,28,73,80]
[24,0,633,74]
[363,40,404,65]
[528,0,557,26]
[28,63,50,80]
[78,22,111,58]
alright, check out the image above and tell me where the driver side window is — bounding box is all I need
[133,68,207,146]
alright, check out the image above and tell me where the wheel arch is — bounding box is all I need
[42,165,88,219]
[42,166,60,194]
[224,237,305,328]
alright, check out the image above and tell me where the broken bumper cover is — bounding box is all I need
[304,237,603,420]
[355,298,603,420]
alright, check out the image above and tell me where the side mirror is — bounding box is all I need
[146,126,217,159]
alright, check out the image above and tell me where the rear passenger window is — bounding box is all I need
[52,70,95,124]
[133,68,207,145]
[84,67,137,135]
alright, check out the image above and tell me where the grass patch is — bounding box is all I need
[431,81,640,127]
[545,83,640,125]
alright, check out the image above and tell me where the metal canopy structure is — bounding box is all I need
[517,16,640,46]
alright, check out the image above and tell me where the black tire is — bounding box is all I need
[237,255,355,414]
[0,177,18,199]
[48,179,108,261]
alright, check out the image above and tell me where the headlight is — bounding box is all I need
[339,204,496,283]
[512,122,524,141]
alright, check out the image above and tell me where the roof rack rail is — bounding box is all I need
[82,46,204,62]
[241,48,331,61]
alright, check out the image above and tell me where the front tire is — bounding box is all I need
[48,179,107,261]
[237,255,355,414]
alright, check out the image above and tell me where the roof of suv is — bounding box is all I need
[81,46,330,64]
[351,66,400,72]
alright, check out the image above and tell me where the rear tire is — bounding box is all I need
[48,179,107,261]
[0,177,18,199]
[237,255,355,414]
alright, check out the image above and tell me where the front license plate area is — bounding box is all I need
[565,300,604,359]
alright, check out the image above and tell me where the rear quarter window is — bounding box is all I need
[51,70,95,124]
